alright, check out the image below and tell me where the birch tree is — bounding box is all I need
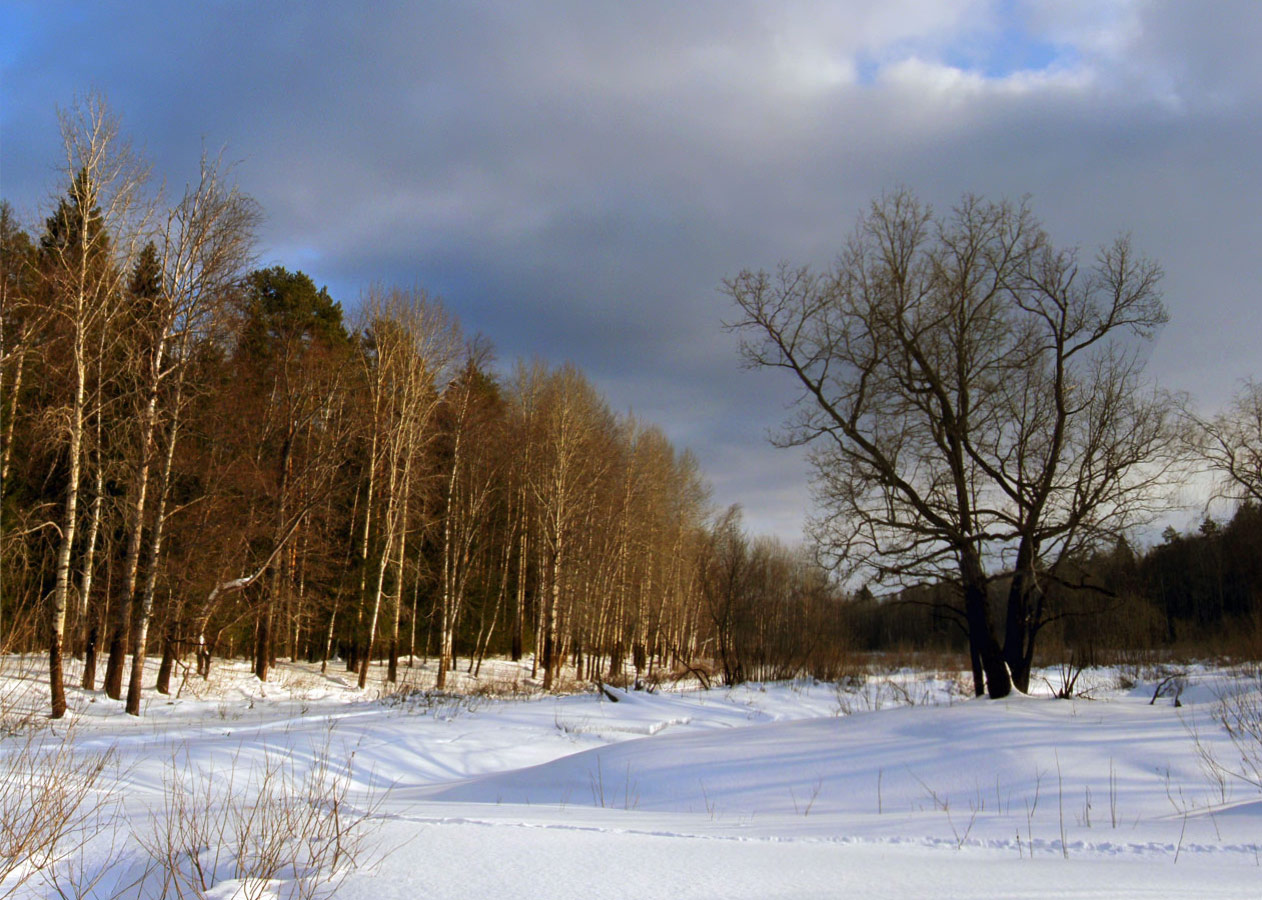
[39,97,149,718]
[527,365,613,689]
[122,154,259,715]
[358,287,456,689]
[435,356,503,687]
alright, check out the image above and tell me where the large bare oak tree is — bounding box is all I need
[725,190,1178,697]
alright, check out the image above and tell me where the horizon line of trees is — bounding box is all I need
[841,503,1262,666]
[0,97,848,719]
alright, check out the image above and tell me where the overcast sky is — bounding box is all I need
[2,1,1260,542]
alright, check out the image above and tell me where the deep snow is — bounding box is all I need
[1,656,1259,898]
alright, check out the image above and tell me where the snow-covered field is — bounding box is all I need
[1,656,1260,898]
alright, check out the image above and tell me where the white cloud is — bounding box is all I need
[877,54,1095,100]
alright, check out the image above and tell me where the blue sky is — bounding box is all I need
[3,1,1261,542]
[857,0,1073,83]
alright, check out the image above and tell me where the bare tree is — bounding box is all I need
[506,361,547,671]
[699,505,750,686]
[39,96,150,718]
[526,364,613,689]
[357,287,456,690]
[725,190,1176,697]
[992,234,1178,690]
[122,152,259,715]
[435,353,502,687]
[1190,380,1262,507]
[0,204,37,492]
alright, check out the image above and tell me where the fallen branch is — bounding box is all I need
[1150,671,1186,707]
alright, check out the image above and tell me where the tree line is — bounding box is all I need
[0,98,844,718]
[9,100,1261,718]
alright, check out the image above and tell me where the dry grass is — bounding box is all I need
[140,734,391,900]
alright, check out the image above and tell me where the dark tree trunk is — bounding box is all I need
[255,604,272,681]
[608,641,623,681]
[81,596,104,690]
[964,581,1010,699]
[103,626,127,700]
[156,631,176,695]
[49,634,66,719]
[1003,544,1038,693]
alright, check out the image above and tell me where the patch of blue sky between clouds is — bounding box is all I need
[941,24,1076,80]
[855,2,1079,87]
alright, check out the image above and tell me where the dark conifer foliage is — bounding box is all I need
[236,266,349,355]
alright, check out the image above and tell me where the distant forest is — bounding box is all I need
[2,100,1259,718]
[846,507,1262,665]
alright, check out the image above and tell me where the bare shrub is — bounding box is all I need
[832,674,952,714]
[142,735,389,900]
[0,731,117,899]
[42,823,152,900]
[378,685,487,719]
[1188,669,1262,812]
[1149,669,1187,707]
[471,678,532,701]
[1045,651,1091,699]
[1210,676,1262,791]
[644,660,714,692]
[0,656,51,737]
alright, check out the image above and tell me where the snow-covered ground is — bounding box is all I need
[1,655,1260,898]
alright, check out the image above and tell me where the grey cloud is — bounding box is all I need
[4,1,1260,543]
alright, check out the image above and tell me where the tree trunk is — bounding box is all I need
[512,521,526,662]
[0,341,24,485]
[359,549,389,690]
[387,436,417,685]
[475,521,515,677]
[81,584,104,690]
[354,424,379,685]
[76,458,105,660]
[126,415,180,716]
[1003,559,1036,694]
[437,421,461,688]
[104,354,163,700]
[321,594,339,674]
[360,431,402,690]
[543,531,562,690]
[962,575,1010,699]
[49,335,87,719]
[156,630,176,695]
